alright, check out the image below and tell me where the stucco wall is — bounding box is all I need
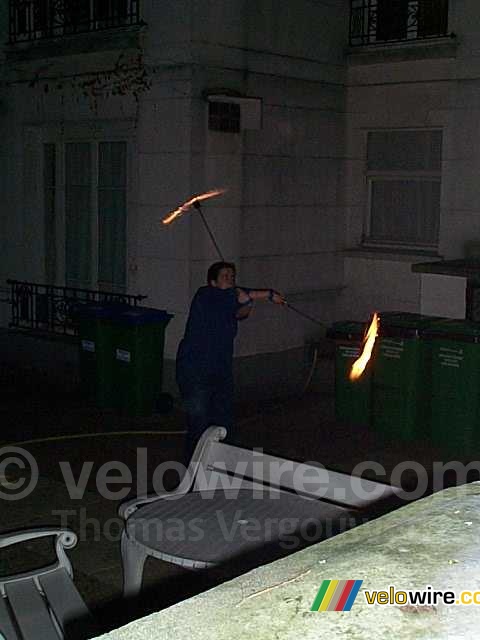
[342,1,480,321]
[135,0,349,358]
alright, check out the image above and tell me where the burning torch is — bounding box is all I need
[349,312,379,381]
[162,189,226,260]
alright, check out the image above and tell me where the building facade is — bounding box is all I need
[1,1,477,393]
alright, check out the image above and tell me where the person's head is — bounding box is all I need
[207,261,236,289]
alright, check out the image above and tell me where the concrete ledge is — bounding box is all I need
[94,483,480,639]
[5,25,144,62]
[346,37,458,66]
[343,246,443,263]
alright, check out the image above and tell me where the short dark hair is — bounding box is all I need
[207,261,236,284]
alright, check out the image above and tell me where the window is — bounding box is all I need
[376,0,408,42]
[62,1,92,35]
[208,101,241,133]
[65,142,93,288]
[44,140,127,292]
[417,0,449,38]
[364,130,442,248]
[44,143,56,283]
[94,0,129,27]
[9,0,140,43]
[349,0,449,47]
[97,142,127,290]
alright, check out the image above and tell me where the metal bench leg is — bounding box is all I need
[121,531,148,598]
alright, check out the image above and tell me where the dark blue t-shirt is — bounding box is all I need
[176,286,240,383]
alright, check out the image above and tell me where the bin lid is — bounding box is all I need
[72,301,131,319]
[423,319,480,343]
[327,321,368,341]
[109,306,173,326]
[378,311,443,338]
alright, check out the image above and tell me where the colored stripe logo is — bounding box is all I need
[311,580,363,611]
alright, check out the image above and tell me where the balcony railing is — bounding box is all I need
[7,280,147,336]
[9,0,141,44]
[349,0,449,47]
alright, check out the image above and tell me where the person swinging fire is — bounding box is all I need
[176,261,285,461]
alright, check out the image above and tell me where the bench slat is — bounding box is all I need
[0,595,21,640]
[40,569,96,640]
[5,580,60,640]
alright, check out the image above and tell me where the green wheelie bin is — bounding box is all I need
[75,302,128,408]
[108,307,173,416]
[328,321,373,426]
[427,319,480,459]
[372,312,439,442]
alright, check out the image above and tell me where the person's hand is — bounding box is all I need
[236,288,252,304]
[269,289,287,305]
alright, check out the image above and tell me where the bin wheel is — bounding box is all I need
[155,392,174,414]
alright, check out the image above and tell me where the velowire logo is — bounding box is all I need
[311,579,363,612]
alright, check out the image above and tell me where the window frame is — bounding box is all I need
[208,101,241,133]
[41,125,133,292]
[363,128,443,251]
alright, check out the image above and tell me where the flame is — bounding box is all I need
[162,188,226,225]
[349,312,379,381]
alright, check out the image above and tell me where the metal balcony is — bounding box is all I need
[350,0,449,47]
[9,0,141,44]
[7,280,146,336]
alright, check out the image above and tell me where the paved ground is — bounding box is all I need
[0,368,473,635]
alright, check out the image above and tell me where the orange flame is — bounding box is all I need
[349,312,379,381]
[162,188,226,225]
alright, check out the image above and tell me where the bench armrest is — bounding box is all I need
[119,489,189,519]
[0,528,77,551]
[0,528,77,587]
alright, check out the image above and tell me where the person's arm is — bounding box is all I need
[235,287,286,320]
[248,288,286,305]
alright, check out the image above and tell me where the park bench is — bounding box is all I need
[119,427,402,597]
[0,528,95,640]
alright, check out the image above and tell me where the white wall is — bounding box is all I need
[184,0,348,356]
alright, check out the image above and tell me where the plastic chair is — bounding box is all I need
[0,528,96,640]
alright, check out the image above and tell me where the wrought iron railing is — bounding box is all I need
[7,280,147,336]
[349,0,449,47]
[9,0,141,44]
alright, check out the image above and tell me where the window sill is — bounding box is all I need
[411,259,480,280]
[346,35,458,66]
[5,24,145,63]
[343,246,443,263]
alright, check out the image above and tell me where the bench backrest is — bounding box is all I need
[192,435,401,509]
